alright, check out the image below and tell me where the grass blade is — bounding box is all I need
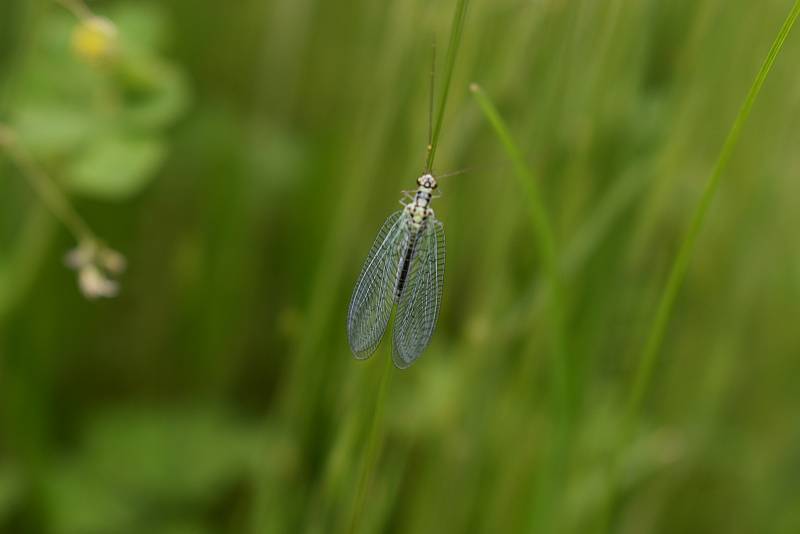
[425,0,470,172]
[470,83,573,533]
[347,355,393,534]
[626,0,800,441]
[602,0,800,529]
[346,3,472,532]
[469,83,570,411]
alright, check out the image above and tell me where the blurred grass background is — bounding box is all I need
[2,0,800,533]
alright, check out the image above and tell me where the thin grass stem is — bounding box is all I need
[602,0,800,529]
[626,0,800,445]
[0,124,96,245]
[469,83,573,533]
[346,3,472,531]
[426,0,470,172]
[469,84,569,407]
[347,354,393,534]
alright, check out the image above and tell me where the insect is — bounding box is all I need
[346,170,446,368]
[347,50,455,368]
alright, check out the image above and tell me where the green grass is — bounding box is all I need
[426,0,470,172]
[626,0,800,430]
[603,0,800,528]
[3,0,800,533]
[347,3,471,531]
[347,355,392,534]
[470,83,572,532]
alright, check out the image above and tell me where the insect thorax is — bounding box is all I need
[403,180,434,230]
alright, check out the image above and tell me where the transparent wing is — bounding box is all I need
[392,219,445,368]
[347,211,409,359]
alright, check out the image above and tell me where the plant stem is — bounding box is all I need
[425,0,470,172]
[626,0,800,445]
[470,83,573,533]
[603,0,800,529]
[469,84,570,411]
[346,2,471,530]
[0,124,96,245]
[347,355,393,534]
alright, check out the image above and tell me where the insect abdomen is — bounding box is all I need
[394,233,418,299]
[395,186,433,299]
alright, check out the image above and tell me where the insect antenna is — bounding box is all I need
[437,167,471,179]
[437,146,542,181]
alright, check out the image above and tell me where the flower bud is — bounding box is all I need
[71,16,118,64]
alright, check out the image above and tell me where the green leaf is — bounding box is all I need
[66,133,166,200]
[80,407,264,503]
[13,105,95,156]
[118,60,190,131]
[5,2,187,199]
[110,1,169,53]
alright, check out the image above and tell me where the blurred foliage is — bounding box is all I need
[9,2,187,200]
[1,0,800,533]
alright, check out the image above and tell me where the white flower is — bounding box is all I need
[78,265,119,299]
[65,241,126,300]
